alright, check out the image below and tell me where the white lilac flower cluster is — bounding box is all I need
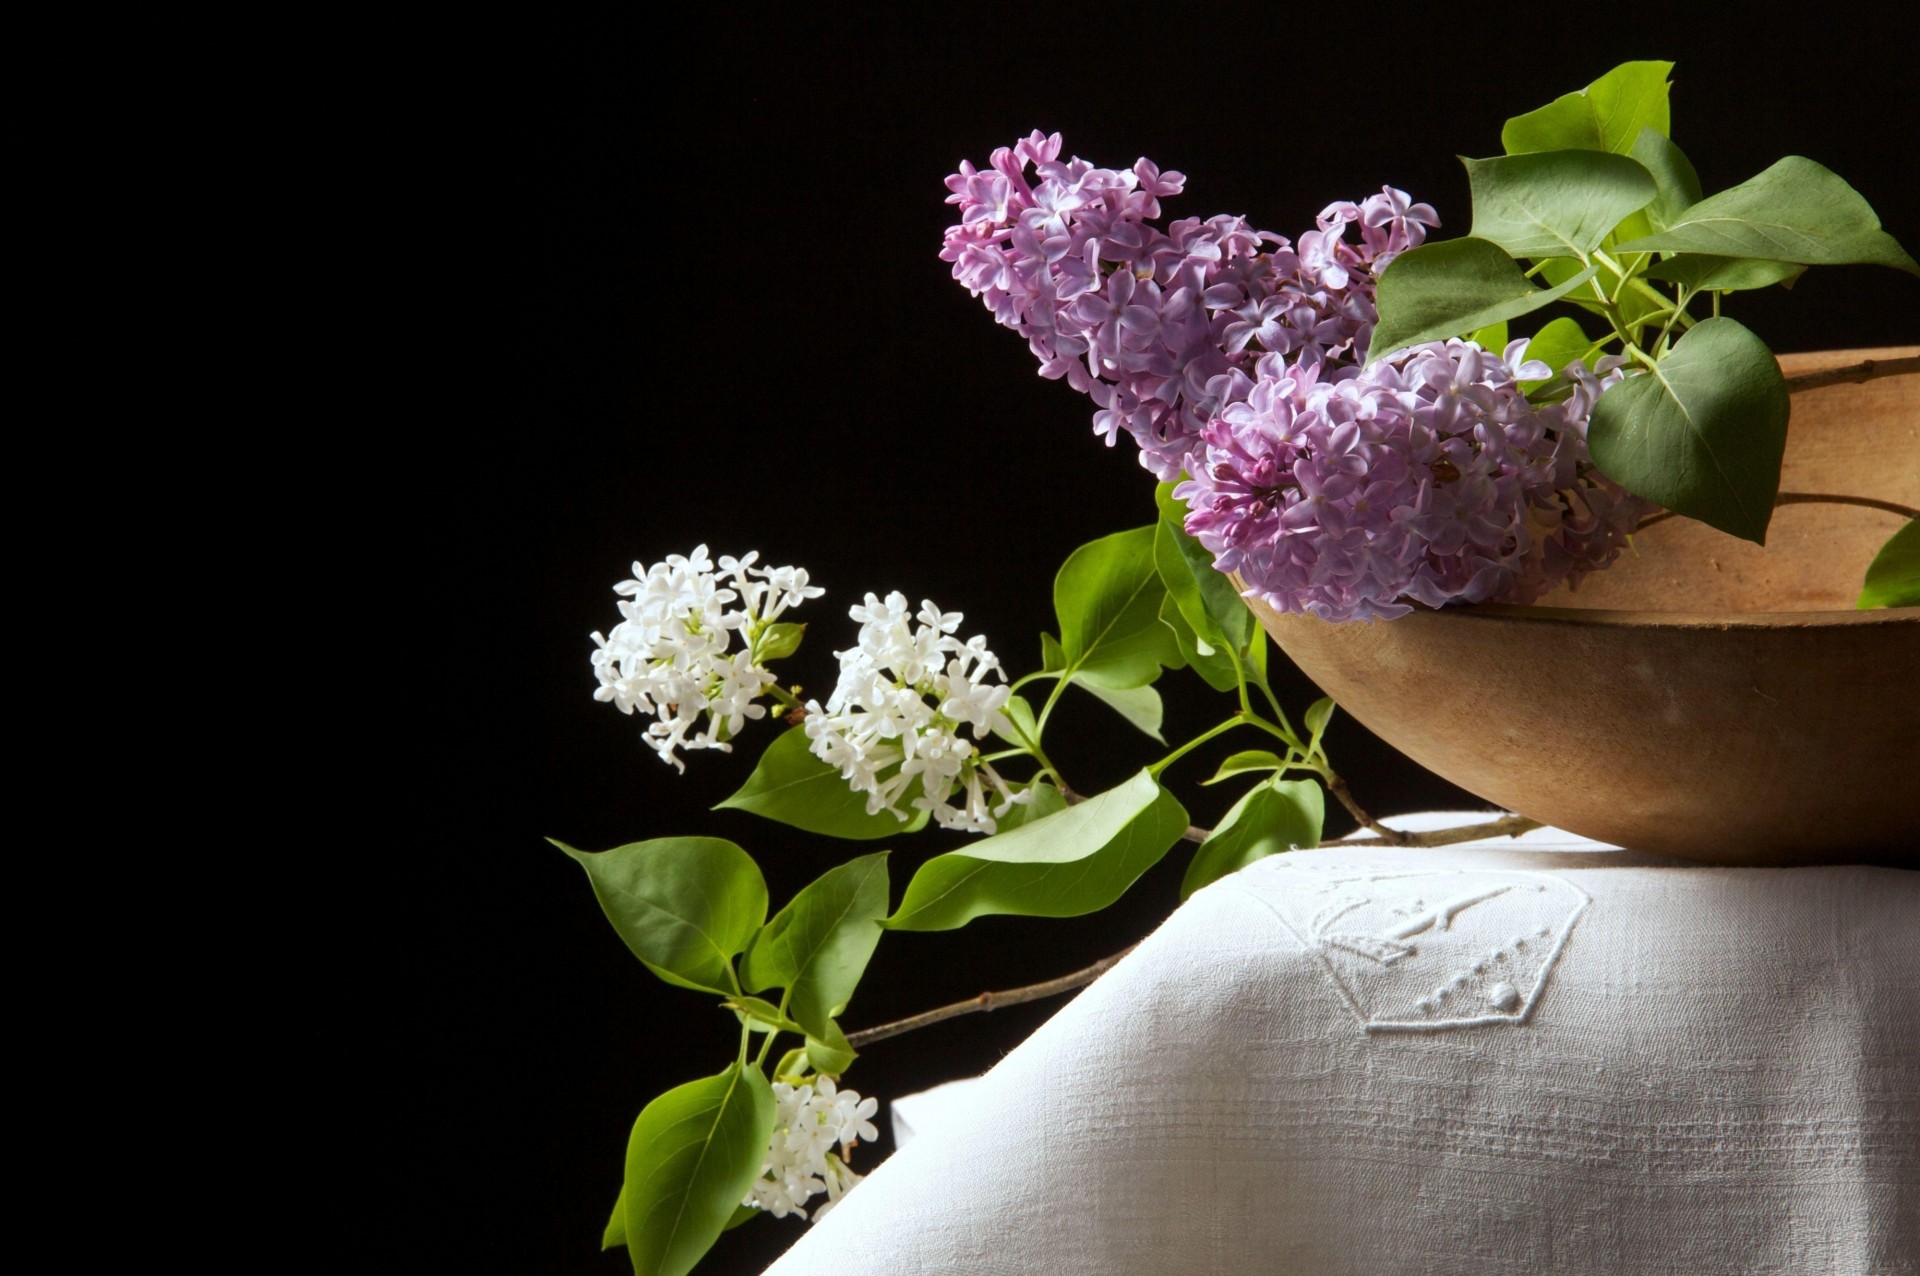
[590,546,822,771]
[743,1077,881,1222]
[803,592,1028,835]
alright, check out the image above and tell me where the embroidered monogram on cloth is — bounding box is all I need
[1237,863,1588,1031]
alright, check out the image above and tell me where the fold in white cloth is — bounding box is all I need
[766,817,1919,1274]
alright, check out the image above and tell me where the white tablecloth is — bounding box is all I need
[765,817,1919,1274]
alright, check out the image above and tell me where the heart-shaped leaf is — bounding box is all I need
[739,852,890,1040]
[1501,61,1673,156]
[1858,520,1920,610]
[1588,317,1790,544]
[1180,778,1325,900]
[1052,526,1179,690]
[886,770,1189,931]
[1368,238,1599,365]
[621,1065,775,1276]
[1613,156,1919,275]
[717,725,927,840]
[555,837,767,994]
[1464,150,1658,260]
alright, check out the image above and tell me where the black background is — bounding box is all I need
[377,8,1917,1272]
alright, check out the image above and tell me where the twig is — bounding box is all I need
[1322,772,1410,844]
[1332,812,1541,848]
[844,943,1141,1048]
[1783,354,1919,396]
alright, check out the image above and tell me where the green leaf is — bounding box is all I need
[1628,128,1702,231]
[994,781,1069,831]
[1589,317,1790,544]
[1076,682,1167,743]
[805,1020,856,1076]
[724,996,806,1036]
[1368,238,1600,364]
[1202,749,1288,786]
[1160,593,1238,694]
[722,1205,759,1232]
[1858,520,1920,609]
[1154,482,1255,651]
[716,726,926,840]
[1181,779,1324,901]
[1464,150,1657,260]
[622,1065,775,1276]
[603,1186,628,1250]
[555,837,767,995]
[993,694,1042,750]
[1466,320,1509,350]
[1645,255,1807,293]
[1304,697,1336,759]
[1245,620,1270,688]
[1040,631,1067,673]
[1053,527,1179,690]
[887,770,1190,932]
[1613,156,1919,275]
[739,852,889,1040]
[753,621,805,662]
[771,1047,810,1083]
[1501,60,1673,156]
[1520,316,1595,393]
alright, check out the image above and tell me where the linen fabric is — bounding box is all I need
[764,817,1919,1274]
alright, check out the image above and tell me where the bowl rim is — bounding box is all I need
[1415,602,1920,631]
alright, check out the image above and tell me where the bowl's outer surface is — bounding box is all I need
[1251,348,1920,864]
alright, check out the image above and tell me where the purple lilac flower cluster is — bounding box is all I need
[941,132,1657,621]
[1177,344,1646,620]
[941,131,1435,482]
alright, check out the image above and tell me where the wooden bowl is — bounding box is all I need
[1247,348,1920,865]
